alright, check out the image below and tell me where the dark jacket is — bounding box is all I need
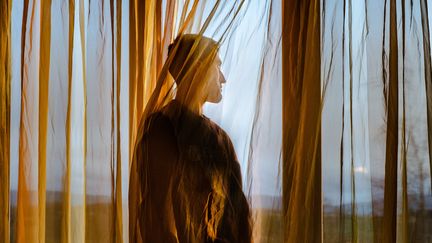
[129,101,251,243]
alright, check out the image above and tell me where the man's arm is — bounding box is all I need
[139,114,179,242]
[219,134,252,243]
[229,160,252,243]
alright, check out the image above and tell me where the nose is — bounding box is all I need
[219,70,226,84]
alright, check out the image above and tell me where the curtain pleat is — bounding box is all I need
[127,2,143,241]
[382,0,398,242]
[3,0,432,242]
[37,1,52,242]
[400,0,408,240]
[129,0,169,164]
[0,0,12,242]
[114,0,123,242]
[128,0,144,163]
[17,0,39,242]
[322,0,432,241]
[420,0,432,192]
[44,1,73,242]
[348,0,358,239]
[85,0,115,242]
[61,1,75,243]
[77,0,88,239]
[282,0,322,242]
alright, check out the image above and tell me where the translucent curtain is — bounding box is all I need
[125,0,288,241]
[4,0,125,242]
[16,0,42,241]
[128,1,177,240]
[322,0,432,242]
[282,0,322,242]
[129,0,162,160]
[4,0,432,242]
[3,0,284,242]
[0,1,12,242]
[239,1,283,242]
[84,0,125,241]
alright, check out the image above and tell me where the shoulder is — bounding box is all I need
[204,117,235,152]
[202,116,230,139]
[144,112,179,168]
[201,117,241,171]
[138,112,178,157]
[145,112,175,136]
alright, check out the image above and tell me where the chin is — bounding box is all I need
[206,94,222,104]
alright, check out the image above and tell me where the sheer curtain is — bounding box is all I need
[1,1,12,242]
[1,0,432,242]
[322,0,432,242]
[1,0,282,242]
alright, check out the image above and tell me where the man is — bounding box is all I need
[129,34,251,243]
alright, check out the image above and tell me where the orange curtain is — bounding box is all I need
[0,1,12,243]
[2,1,283,242]
[2,0,432,242]
[282,0,322,242]
[6,0,125,242]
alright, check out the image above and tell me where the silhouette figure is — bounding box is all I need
[129,34,251,243]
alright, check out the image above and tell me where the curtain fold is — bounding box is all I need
[37,0,51,242]
[85,0,114,241]
[2,0,432,242]
[17,0,39,241]
[282,0,322,242]
[382,0,398,241]
[322,0,432,242]
[62,1,74,242]
[420,0,432,192]
[0,1,12,243]
[114,0,123,242]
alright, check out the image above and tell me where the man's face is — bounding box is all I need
[205,55,226,103]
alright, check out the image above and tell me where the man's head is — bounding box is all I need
[168,34,226,104]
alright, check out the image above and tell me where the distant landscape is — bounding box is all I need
[7,192,432,242]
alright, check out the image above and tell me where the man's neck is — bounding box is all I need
[173,98,204,115]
